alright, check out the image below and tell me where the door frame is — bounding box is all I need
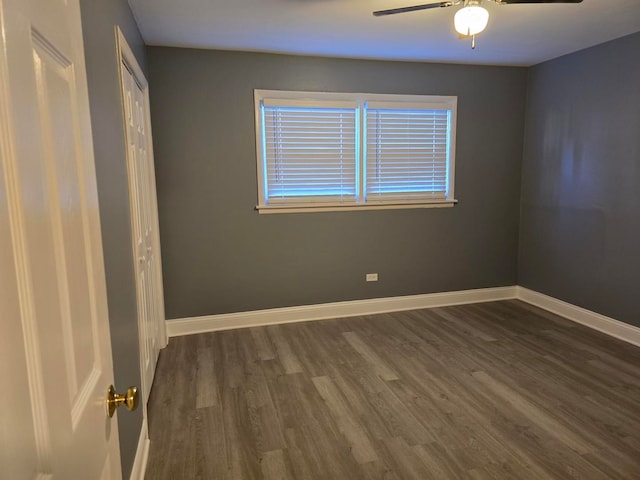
[115,25,167,419]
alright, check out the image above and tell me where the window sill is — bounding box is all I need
[256,200,458,214]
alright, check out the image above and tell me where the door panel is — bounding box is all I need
[0,0,121,477]
[33,31,100,419]
[120,59,163,406]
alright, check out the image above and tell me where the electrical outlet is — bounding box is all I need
[366,273,378,282]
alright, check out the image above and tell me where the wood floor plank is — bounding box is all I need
[342,331,400,381]
[431,306,498,342]
[270,372,365,479]
[377,436,436,480]
[412,441,468,479]
[244,379,286,454]
[240,332,287,455]
[311,375,379,464]
[259,449,295,480]
[221,386,262,480]
[281,428,315,480]
[324,364,395,443]
[193,406,228,478]
[280,324,331,378]
[328,356,436,445]
[471,370,594,455]
[250,327,276,361]
[145,301,640,480]
[196,335,218,408]
[267,325,304,375]
[220,330,246,389]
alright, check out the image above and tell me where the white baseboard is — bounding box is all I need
[516,287,640,348]
[129,419,150,480]
[165,285,640,348]
[166,286,518,337]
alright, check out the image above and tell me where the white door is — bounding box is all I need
[0,0,123,478]
[118,32,166,410]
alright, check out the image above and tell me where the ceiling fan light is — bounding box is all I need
[454,5,489,36]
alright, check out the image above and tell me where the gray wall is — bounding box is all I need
[79,0,146,477]
[147,48,527,320]
[519,32,640,328]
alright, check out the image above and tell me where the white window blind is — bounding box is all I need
[255,90,457,213]
[365,107,450,201]
[262,104,357,204]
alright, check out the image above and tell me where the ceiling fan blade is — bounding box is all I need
[497,0,583,3]
[373,1,453,17]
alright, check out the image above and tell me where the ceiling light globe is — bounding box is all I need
[454,5,489,36]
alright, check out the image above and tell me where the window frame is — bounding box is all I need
[254,89,458,214]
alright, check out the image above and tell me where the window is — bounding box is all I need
[254,90,457,213]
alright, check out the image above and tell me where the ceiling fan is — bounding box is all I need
[373,0,583,49]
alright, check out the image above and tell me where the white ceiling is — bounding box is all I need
[128,0,640,66]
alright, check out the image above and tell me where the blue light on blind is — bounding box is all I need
[259,100,453,205]
[365,108,450,199]
[262,105,357,200]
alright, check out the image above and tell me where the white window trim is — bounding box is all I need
[254,89,458,214]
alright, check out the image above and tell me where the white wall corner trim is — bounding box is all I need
[129,419,150,480]
[516,287,640,348]
[166,286,518,337]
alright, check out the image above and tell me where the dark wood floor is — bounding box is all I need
[145,300,640,479]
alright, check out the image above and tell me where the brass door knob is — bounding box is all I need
[106,385,139,418]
